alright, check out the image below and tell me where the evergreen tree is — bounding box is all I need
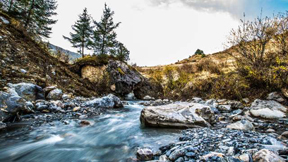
[112,42,130,62]
[63,8,93,57]
[91,3,120,56]
[2,0,57,38]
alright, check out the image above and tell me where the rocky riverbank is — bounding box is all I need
[138,94,288,161]
[0,82,123,134]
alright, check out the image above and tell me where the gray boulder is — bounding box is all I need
[267,92,286,103]
[140,102,213,128]
[5,96,33,114]
[227,120,254,131]
[46,89,63,100]
[84,94,123,108]
[8,83,44,101]
[250,99,287,119]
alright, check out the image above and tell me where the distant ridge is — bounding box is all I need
[48,43,82,62]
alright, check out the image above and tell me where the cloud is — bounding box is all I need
[148,0,249,18]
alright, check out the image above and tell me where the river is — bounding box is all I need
[0,101,182,162]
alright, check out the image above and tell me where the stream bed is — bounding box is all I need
[0,101,182,162]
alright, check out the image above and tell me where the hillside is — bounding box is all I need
[48,43,82,63]
[0,11,97,97]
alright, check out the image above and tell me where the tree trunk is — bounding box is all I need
[24,0,35,29]
[8,0,14,12]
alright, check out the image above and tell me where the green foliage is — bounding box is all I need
[91,3,120,56]
[63,8,93,57]
[194,49,204,55]
[2,0,58,38]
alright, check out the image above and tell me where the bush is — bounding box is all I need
[196,59,222,74]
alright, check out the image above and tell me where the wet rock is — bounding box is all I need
[200,152,224,161]
[136,148,153,161]
[6,96,33,114]
[140,102,212,128]
[80,120,91,126]
[143,95,154,100]
[8,83,44,101]
[278,131,288,140]
[237,153,251,162]
[62,93,73,100]
[217,104,231,112]
[84,94,123,108]
[168,147,186,161]
[253,149,285,162]
[250,99,287,119]
[267,92,286,103]
[35,100,49,111]
[227,120,254,131]
[73,107,81,112]
[266,129,275,133]
[125,92,136,100]
[0,121,6,129]
[46,89,63,100]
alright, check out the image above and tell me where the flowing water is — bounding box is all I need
[0,101,182,162]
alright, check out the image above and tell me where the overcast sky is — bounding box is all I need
[49,0,288,66]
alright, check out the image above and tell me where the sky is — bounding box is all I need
[49,0,288,66]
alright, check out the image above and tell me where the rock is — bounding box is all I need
[46,89,63,100]
[237,153,251,162]
[140,102,212,128]
[159,155,169,161]
[217,104,231,112]
[0,121,6,129]
[20,69,27,74]
[35,100,49,111]
[8,83,44,101]
[266,129,275,133]
[0,91,10,108]
[200,152,224,160]
[125,92,136,100]
[250,99,287,119]
[6,96,33,114]
[73,107,81,112]
[62,93,73,100]
[143,95,154,100]
[84,94,123,108]
[253,149,285,162]
[227,120,254,131]
[136,148,153,161]
[278,131,288,140]
[168,148,186,161]
[267,92,286,103]
[191,97,204,103]
[281,88,288,98]
[80,120,91,126]
[107,60,142,95]
[43,85,57,93]
[243,98,250,104]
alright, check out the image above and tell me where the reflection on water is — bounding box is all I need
[0,101,182,161]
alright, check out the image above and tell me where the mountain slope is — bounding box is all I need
[0,11,97,97]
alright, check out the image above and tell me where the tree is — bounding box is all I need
[63,8,92,57]
[194,49,204,55]
[227,14,278,67]
[2,0,58,38]
[112,42,130,62]
[91,3,120,56]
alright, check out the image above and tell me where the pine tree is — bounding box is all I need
[63,8,93,57]
[24,0,58,38]
[91,3,120,56]
[112,42,130,62]
[2,0,57,38]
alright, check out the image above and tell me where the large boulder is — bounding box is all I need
[107,60,143,96]
[84,94,123,108]
[5,96,33,114]
[136,148,153,161]
[140,102,213,128]
[7,83,44,101]
[249,99,287,119]
[107,60,163,99]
